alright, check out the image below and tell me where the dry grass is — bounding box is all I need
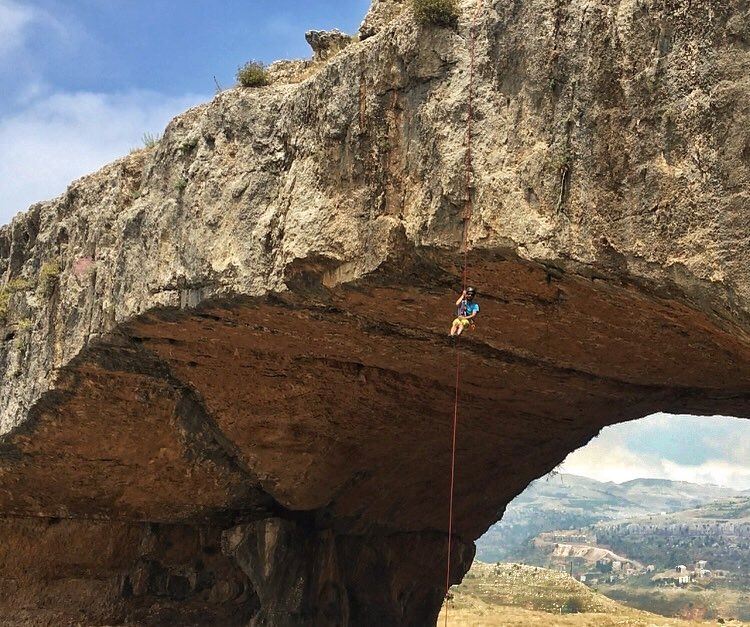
[438,563,749,626]
[437,605,743,626]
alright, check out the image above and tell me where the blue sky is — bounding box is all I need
[0,0,369,224]
[561,413,750,490]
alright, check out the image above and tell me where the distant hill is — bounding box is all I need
[678,496,750,521]
[615,479,748,514]
[593,496,750,572]
[476,474,743,562]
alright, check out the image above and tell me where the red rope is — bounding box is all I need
[444,338,461,626]
[444,2,482,625]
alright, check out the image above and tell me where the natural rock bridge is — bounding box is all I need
[1,0,748,624]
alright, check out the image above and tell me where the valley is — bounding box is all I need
[477,475,750,621]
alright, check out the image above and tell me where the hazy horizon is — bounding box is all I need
[541,470,748,491]
[558,413,750,492]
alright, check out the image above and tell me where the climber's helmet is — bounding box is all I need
[465,286,477,300]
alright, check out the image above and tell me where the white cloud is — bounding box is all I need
[560,413,750,490]
[0,0,36,60]
[560,442,665,485]
[561,444,750,490]
[659,459,750,491]
[0,90,207,224]
[0,0,74,66]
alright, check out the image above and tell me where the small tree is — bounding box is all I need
[237,61,270,88]
[561,596,585,614]
[411,0,460,27]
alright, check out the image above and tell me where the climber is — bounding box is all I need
[449,286,479,337]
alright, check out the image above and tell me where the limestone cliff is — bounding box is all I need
[0,0,749,624]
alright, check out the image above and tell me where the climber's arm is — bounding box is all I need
[464,304,479,320]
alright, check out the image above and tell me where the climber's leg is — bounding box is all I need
[451,318,469,337]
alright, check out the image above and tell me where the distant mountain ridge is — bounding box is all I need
[476,474,743,562]
[592,495,750,571]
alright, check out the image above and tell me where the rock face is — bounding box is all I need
[360,0,406,38]
[1,0,749,624]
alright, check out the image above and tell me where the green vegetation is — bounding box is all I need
[693,497,750,520]
[142,132,161,148]
[0,290,10,320]
[411,0,459,27]
[562,596,586,614]
[593,497,750,574]
[174,177,188,192]
[0,278,34,320]
[39,261,61,296]
[599,582,750,623]
[16,318,33,332]
[237,61,271,88]
[478,474,748,566]
[6,278,33,293]
[179,136,199,153]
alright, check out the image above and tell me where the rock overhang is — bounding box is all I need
[3,249,750,538]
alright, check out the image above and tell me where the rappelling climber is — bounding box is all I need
[449,286,479,337]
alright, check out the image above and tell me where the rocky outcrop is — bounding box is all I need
[1,0,749,624]
[360,0,406,38]
[269,30,355,85]
[305,30,355,62]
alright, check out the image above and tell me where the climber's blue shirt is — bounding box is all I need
[458,300,480,317]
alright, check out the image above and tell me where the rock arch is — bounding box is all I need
[1,0,749,624]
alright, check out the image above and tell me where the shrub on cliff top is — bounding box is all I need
[237,61,270,88]
[411,0,459,27]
